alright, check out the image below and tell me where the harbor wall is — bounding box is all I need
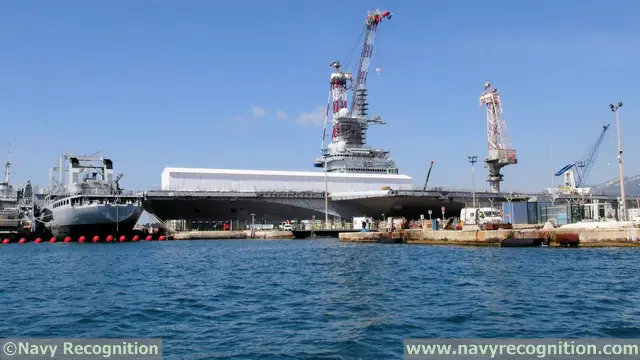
[339,227,640,247]
[173,231,247,240]
[171,230,295,240]
[553,228,640,246]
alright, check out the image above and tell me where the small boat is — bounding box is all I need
[501,238,545,247]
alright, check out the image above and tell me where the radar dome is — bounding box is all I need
[328,142,336,152]
[338,108,349,118]
[337,140,347,153]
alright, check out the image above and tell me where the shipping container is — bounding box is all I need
[502,202,528,224]
[628,208,640,219]
[539,204,570,225]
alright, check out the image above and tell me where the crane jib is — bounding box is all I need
[554,124,610,187]
[349,10,392,116]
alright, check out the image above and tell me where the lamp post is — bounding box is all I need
[250,213,255,239]
[324,154,329,229]
[610,102,626,221]
[467,156,478,208]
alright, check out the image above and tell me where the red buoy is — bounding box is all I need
[2,238,10,244]
[132,235,139,242]
[78,236,86,243]
[145,235,153,241]
[118,235,126,242]
[92,236,100,243]
[18,238,26,244]
[34,238,42,243]
[159,235,166,241]
[106,235,113,242]
[64,236,72,243]
[49,237,56,243]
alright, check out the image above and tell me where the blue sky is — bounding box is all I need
[1,0,638,193]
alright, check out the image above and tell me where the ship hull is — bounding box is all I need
[47,203,144,239]
[143,194,465,224]
[144,197,349,224]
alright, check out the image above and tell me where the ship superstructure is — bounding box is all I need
[314,10,398,175]
[41,153,143,239]
[0,148,18,211]
[0,144,35,237]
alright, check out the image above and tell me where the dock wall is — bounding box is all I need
[340,227,640,247]
[171,230,295,240]
[553,228,640,246]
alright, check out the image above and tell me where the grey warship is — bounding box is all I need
[0,146,36,237]
[41,153,143,239]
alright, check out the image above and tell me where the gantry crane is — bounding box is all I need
[555,124,609,194]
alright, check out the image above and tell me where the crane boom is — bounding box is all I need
[423,160,435,191]
[349,10,392,118]
[578,124,609,187]
[555,124,609,188]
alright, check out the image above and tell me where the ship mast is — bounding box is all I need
[3,143,11,185]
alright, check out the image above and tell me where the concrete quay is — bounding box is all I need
[552,228,640,247]
[172,230,295,240]
[339,228,640,247]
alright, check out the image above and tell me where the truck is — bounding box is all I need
[628,208,640,227]
[353,216,374,230]
[379,217,406,232]
[460,207,504,227]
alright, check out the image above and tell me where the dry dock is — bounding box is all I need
[340,227,640,247]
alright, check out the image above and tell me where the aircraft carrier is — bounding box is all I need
[142,10,625,227]
[143,10,429,224]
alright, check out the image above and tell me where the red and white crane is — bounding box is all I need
[321,10,392,152]
[349,10,392,118]
[479,82,518,193]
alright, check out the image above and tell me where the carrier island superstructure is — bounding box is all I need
[314,10,397,176]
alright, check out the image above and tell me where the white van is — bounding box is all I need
[460,207,503,226]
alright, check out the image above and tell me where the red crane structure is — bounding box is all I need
[349,10,392,119]
[321,10,392,153]
[480,82,518,193]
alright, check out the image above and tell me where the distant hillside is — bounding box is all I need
[589,175,640,197]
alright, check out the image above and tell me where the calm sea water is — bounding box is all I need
[1,240,640,359]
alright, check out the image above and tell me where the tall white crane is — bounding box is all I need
[480,82,517,193]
